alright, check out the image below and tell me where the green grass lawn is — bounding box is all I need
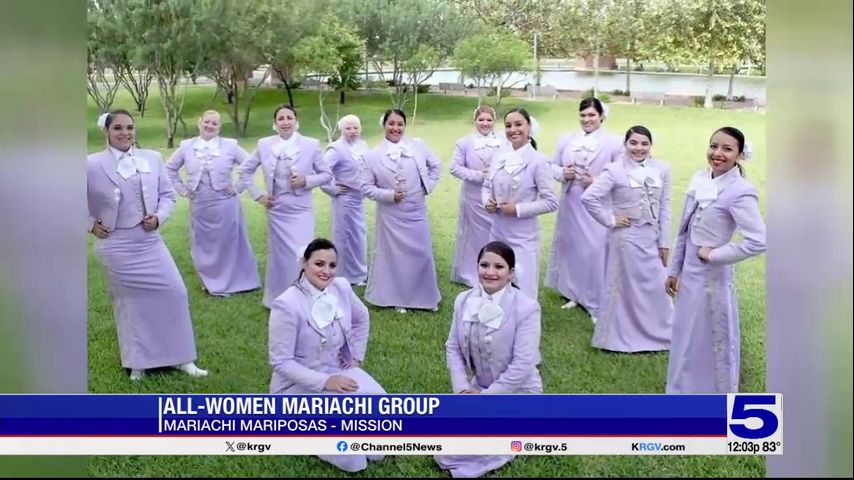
[87,86,767,477]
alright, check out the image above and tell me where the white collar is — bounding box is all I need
[278,132,300,148]
[110,145,135,159]
[481,284,508,305]
[194,136,219,148]
[299,276,327,301]
[384,138,411,150]
[462,284,509,328]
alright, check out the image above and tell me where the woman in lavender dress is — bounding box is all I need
[434,241,542,478]
[268,238,385,472]
[482,108,558,300]
[321,114,369,286]
[545,97,623,322]
[665,127,766,393]
[87,109,207,381]
[360,109,441,313]
[581,126,674,352]
[165,110,260,297]
[450,105,501,287]
[238,105,332,308]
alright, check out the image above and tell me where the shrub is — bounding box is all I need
[692,96,706,108]
[581,88,611,103]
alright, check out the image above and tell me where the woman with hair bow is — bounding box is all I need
[434,241,542,478]
[450,105,502,288]
[268,238,386,472]
[320,114,369,286]
[87,109,207,381]
[165,110,260,297]
[238,105,332,308]
[360,109,442,313]
[665,127,766,394]
[580,125,674,353]
[482,108,558,300]
[546,97,623,323]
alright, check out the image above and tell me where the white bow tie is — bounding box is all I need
[628,163,661,188]
[116,153,151,180]
[464,291,505,329]
[690,175,719,209]
[499,151,525,175]
[349,141,367,160]
[273,140,299,161]
[572,135,599,152]
[310,291,340,329]
[194,139,220,156]
[474,137,501,150]
[387,143,412,160]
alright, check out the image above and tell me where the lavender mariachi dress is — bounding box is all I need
[321,138,369,285]
[268,276,385,471]
[435,285,543,478]
[666,167,766,393]
[87,147,199,370]
[165,136,260,296]
[482,144,558,300]
[545,129,623,315]
[238,133,332,308]
[450,133,501,287]
[581,154,674,352]
[360,138,442,310]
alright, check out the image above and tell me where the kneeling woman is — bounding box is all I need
[434,241,543,478]
[268,238,386,472]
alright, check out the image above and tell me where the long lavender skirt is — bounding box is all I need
[330,191,368,284]
[593,223,673,352]
[189,181,260,296]
[365,199,441,310]
[434,455,515,478]
[263,194,315,308]
[546,184,608,314]
[94,224,197,370]
[273,367,386,472]
[451,183,492,287]
[666,240,741,393]
[489,215,541,300]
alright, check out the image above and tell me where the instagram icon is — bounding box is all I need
[511,441,522,452]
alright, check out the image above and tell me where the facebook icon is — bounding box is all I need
[336,441,348,452]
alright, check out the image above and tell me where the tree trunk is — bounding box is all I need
[704,56,715,109]
[727,64,737,100]
[626,57,631,95]
[593,42,601,98]
[339,89,345,105]
[412,84,418,126]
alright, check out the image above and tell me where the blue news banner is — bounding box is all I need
[0,394,782,456]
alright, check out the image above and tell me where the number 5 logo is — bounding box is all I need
[728,394,781,439]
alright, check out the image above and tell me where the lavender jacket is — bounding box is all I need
[238,133,331,200]
[581,154,672,248]
[669,167,767,277]
[446,287,543,394]
[86,148,175,231]
[360,138,441,203]
[165,136,250,196]
[268,278,371,393]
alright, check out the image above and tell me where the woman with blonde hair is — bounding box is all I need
[165,110,260,296]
